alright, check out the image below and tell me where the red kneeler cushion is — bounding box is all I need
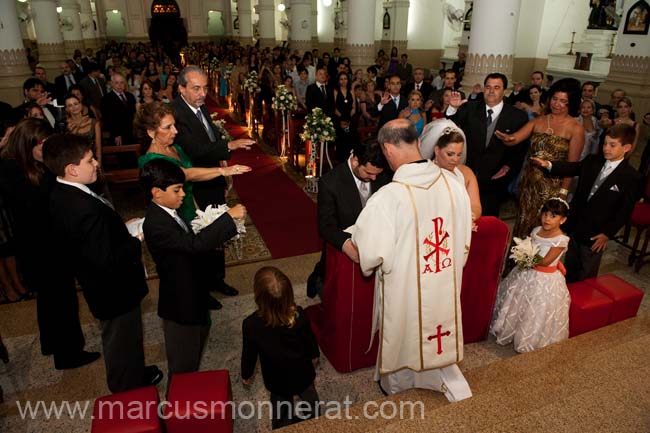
[568,281,614,337]
[461,217,510,343]
[583,274,644,324]
[91,386,162,433]
[305,243,379,373]
[164,370,233,433]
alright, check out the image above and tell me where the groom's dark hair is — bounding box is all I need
[139,158,186,200]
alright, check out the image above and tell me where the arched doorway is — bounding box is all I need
[149,0,187,65]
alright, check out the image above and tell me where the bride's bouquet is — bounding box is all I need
[509,236,542,269]
[243,71,259,93]
[209,113,233,142]
[272,85,298,112]
[300,107,336,143]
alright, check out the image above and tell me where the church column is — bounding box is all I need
[94,0,108,45]
[224,0,233,38]
[311,0,319,47]
[333,0,348,50]
[30,0,66,72]
[290,0,312,54]
[462,0,521,90]
[256,0,276,49]
[599,1,650,118]
[60,0,84,57]
[237,0,254,46]
[346,0,376,71]
[79,0,99,50]
[0,0,33,105]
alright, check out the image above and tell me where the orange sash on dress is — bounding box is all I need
[534,261,567,276]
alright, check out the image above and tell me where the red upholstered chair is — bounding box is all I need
[305,244,378,373]
[164,370,233,433]
[91,386,162,433]
[460,216,510,343]
[567,281,614,337]
[625,176,650,272]
[583,274,644,324]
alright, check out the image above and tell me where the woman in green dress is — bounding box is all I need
[135,101,251,222]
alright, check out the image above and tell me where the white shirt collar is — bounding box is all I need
[56,177,94,196]
[604,158,623,171]
[181,94,202,115]
[485,101,504,118]
[347,155,367,191]
[155,202,181,220]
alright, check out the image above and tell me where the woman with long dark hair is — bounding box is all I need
[0,118,97,368]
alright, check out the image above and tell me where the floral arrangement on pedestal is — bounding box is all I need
[209,113,233,142]
[271,85,298,112]
[301,108,336,193]
[209,57,221,71]
[509,237,542,269]
[243,71,260,93]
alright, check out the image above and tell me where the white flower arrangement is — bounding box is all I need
[210,57,221,70]
[271,85,298,112]
[191,204,246,237]
[243,70,259,93]
[209,113,233,141]
[509,236,543,269]
[300,108,336,143]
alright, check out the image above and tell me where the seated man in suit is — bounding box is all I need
[307,139,390,297]
[54,62,79,102]
[79,63,106,113]
[34,66,57,97]
[377,75,408,130]
[140,159,246,388]
[43,133,162,393]
[13,78,58,128]
[306,67,333,115]
[100,72,136,146]
[530,124,642,282]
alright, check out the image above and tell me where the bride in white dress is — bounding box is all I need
[491,197,571,353]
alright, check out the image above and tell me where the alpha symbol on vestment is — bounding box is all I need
[422,217,452,274]
[427,324,451,355]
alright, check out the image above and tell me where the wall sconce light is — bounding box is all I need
[278,3,286,12]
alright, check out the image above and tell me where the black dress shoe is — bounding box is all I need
[143,365,163,387]
[207,296,223,310]
[54,351,101,370]
[217,283,239,296]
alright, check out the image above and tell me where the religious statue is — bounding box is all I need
[588,0,620,30]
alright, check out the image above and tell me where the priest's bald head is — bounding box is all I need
[377,119,423,171]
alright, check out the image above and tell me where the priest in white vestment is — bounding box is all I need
[347,119,473,402]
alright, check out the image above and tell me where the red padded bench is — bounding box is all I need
[163,370,233,433]
[568,281,614,337]
[583,274,644,324]
[91,386,162,433]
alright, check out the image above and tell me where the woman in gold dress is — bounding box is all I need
[496,79,585,239]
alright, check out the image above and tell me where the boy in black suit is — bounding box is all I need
[531,124,642,282]
[140,159,246,386]
[43,134,162,393]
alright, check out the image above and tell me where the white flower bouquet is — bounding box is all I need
[300,108,336,143]
[243,71,259,93]
[509,236,543,269]
[191,205,246,259]
[271,85,298,111]
[209,113,233,141]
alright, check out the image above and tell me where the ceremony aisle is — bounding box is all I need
[206,97,321,259]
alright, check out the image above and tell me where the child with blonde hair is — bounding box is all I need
[241,267,320,429]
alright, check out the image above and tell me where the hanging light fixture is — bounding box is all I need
[278,3,286,12]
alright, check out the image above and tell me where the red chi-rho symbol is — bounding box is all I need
[427,324,451,355]
[422,217,452,274]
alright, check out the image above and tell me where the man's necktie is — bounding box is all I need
[119,92,127,104]
[93,78,103,96]
[589,164,613,200]
[359,182,370,208]
[416,83,420,91]
[196,109,217,142]
[392,97,398,106]
[320,85,326,98]
[91,192,115,210]
[172,212,190,233]
[486,108,494,127]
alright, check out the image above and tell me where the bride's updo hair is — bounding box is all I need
[419,118,466,161]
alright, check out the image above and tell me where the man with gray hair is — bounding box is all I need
[100,72,136,145]
[347,119,473,401]
[170,65,254,306]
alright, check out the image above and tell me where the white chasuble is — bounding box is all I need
[348,161,472,383]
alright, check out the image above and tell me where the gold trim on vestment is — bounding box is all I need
[440,171,461,362]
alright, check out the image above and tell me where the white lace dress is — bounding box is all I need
[491,227,570,353]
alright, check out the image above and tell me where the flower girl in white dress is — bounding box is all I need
[491,198,571,353]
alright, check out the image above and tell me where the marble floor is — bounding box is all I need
[0,239,649,432]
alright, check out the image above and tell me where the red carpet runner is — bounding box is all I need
[205,97,321,259]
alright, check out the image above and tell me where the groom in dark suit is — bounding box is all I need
[170,66,254,304]
[446,73,529,217]
[531,124,642,282]
[307,139,390,297]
